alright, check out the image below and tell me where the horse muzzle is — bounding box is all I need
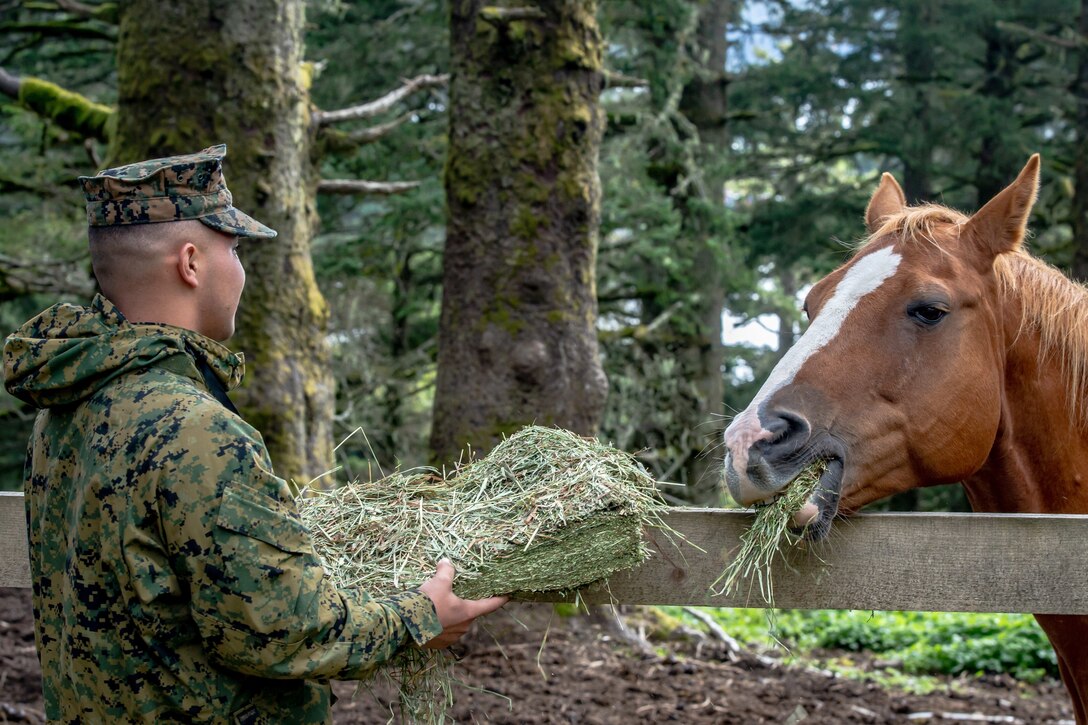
[723,408,813,505]
[724,447,793,506]
[723,408,847,540]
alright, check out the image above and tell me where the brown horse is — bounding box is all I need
[722,155,1088,722]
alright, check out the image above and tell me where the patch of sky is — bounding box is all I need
[727,1,784,72]
[723,277,813,350]
[842,97,858,129]
[723,309,778,348]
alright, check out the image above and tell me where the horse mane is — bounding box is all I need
[857,204,969,252]
[996,252,1088,425]
[862,203,1088,426]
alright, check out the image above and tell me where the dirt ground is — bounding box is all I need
[0,589,1075,724]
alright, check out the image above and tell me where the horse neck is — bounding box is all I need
[964,294,1088,514]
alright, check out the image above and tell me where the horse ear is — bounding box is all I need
[963,154,1040,260]
[866,173,907,234]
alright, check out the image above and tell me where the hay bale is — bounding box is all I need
[297,425,668,720]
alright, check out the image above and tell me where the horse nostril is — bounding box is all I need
[758,410,811,457]
[781,410,810,438]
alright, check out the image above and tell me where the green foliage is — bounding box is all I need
[595,2,740,498]
[3,0,1088,511]
[0,8,113,489]
[307,0,449,471]
[793,610,1057,681]
[898,623,1055,682]
[596,132,704,478]
[666,607,1059,681]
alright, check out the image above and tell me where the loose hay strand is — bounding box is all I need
[296,426,669,722]
[713,460,827,607]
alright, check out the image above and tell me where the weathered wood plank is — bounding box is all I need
[3,493,1088,614]
[518,509,1088,614]
[0,492,30,589]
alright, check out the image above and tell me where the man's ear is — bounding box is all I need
[866,172,907,234]
[176,242,199,289]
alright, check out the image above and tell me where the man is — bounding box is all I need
[3,145,505,723]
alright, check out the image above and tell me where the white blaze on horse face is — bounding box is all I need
[724,246,903,490]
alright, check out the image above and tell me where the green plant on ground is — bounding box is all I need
[662,607,1058,682]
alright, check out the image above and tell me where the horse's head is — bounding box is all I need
[723,155,1042,538]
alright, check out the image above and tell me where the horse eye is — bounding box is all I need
[910,305,947,325]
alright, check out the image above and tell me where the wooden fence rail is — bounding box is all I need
[4,491,1088,614]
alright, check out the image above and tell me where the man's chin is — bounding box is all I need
[204,326,234,343]
[213,316,238,342]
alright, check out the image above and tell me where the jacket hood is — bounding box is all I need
[3,294,244,409]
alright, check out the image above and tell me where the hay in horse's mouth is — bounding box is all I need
[795,455,844,542]
[768,460,826,512]
[712,459,829,606]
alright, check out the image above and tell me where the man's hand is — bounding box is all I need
[418,559,507,649]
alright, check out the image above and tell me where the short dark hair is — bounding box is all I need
[87,224,149,248]
[87,223,157,298]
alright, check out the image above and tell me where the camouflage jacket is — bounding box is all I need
[3,295,442,724]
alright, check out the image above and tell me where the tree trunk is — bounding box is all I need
[431,0,609,462]
[114,0,333,482]
[899,0,935,204]
[1070,1,1088,282]
[975,23,1021,205]
[676,0,731,504]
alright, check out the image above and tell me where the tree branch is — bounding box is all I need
[0,173,67,195]
[0,66,18,99]
[682,607,779,668]
[317,179,421,196]
[347,112,414,144]
[313,74,448,126]
[0,68,113,140]
[479,6,547,25]
[0,21,116,41]
[996,20,1086,49]
[603,69,649,89]
[0,254,95,301]
[598,301,685,342]
[54,0,118,22]
[25,0,121,22]
[317,112,425,156]
[84,137,102,167]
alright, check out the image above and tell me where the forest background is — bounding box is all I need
[1,0,1084,521]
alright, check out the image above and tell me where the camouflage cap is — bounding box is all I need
[78,144,277,239]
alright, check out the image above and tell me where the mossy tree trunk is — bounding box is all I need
[899,0,936,204]
[1070,1,1088,282]
[671,0,730,504]
[974,22,1024,205]
[114,0,333,482]
[432,0,609,462]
